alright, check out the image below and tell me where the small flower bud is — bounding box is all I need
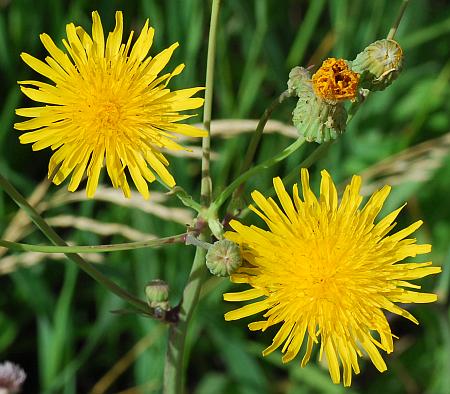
[145,280,170,311]
[351,39,403,91]
[206,239,242,277]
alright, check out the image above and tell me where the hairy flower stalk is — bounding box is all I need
[224,169,441,386]
[15,11,205,199]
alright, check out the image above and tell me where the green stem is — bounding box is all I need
[345,0,406,126]
[0,172,149,313]
[0,233,185,254]
[229,90,290,207]
[163,239,208,394]
[157,181,202,213]
[238,90,290,179]
[212,136,306,210]
[200,0,220,207]
[387,0,409,40]
[163,1,221,393]
[282,140,333,186]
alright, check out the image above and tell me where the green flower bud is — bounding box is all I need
[206,239,242,277]
[145,279,170,311]
[351,39,403,91]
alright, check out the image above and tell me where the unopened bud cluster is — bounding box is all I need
[289,39,403,144]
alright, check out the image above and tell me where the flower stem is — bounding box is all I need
[282,140,333,185]
[238,90,290,179]
[229,90,290,208]
[211,136,306,211]
[0,172,149,313]
[387,0,409,40]
[170,186,203,212]
[163,239,208,394]
[200,0,220,207]
[163,1,221,393]
[0,234,186,254]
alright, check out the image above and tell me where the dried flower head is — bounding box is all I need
[224,169,441,386]
[288,66,348,143]
[15,11,205,199]
[312,58,360,103]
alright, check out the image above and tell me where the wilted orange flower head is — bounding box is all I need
[312,58,360,103]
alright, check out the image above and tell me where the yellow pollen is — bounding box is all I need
[312,58,360,102]
[74,80,126,136]
[96,100,122,130]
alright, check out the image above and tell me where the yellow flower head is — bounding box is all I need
[312,58,360,103]
[15,11,206,199]
[224,169,441,386]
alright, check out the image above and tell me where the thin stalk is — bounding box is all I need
[0,172,149,313]
[200,0,220,206]
[157,181,202,213]
[163,239,208,394]
[230,90,290,206]
[387,0,409,40]
[344,1,408,125]
[170,187,203,213]
[0,233,186,254]
[211,136,306,210]
[163,1,221,393]
[282,140,332,186]
[238,90,290,178]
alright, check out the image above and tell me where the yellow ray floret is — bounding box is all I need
[224,169,441,387]
[15,11,206,199]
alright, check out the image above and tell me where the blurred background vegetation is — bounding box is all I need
[0,0,449,393]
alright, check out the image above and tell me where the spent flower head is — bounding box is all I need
[311,58,360,103]
[288,66,348,143]
[224,169,441,386]
[15,11,206,199]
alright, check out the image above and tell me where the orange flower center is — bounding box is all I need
[312,58,360,102]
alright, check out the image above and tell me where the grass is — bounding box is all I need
[0,0,449,393]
